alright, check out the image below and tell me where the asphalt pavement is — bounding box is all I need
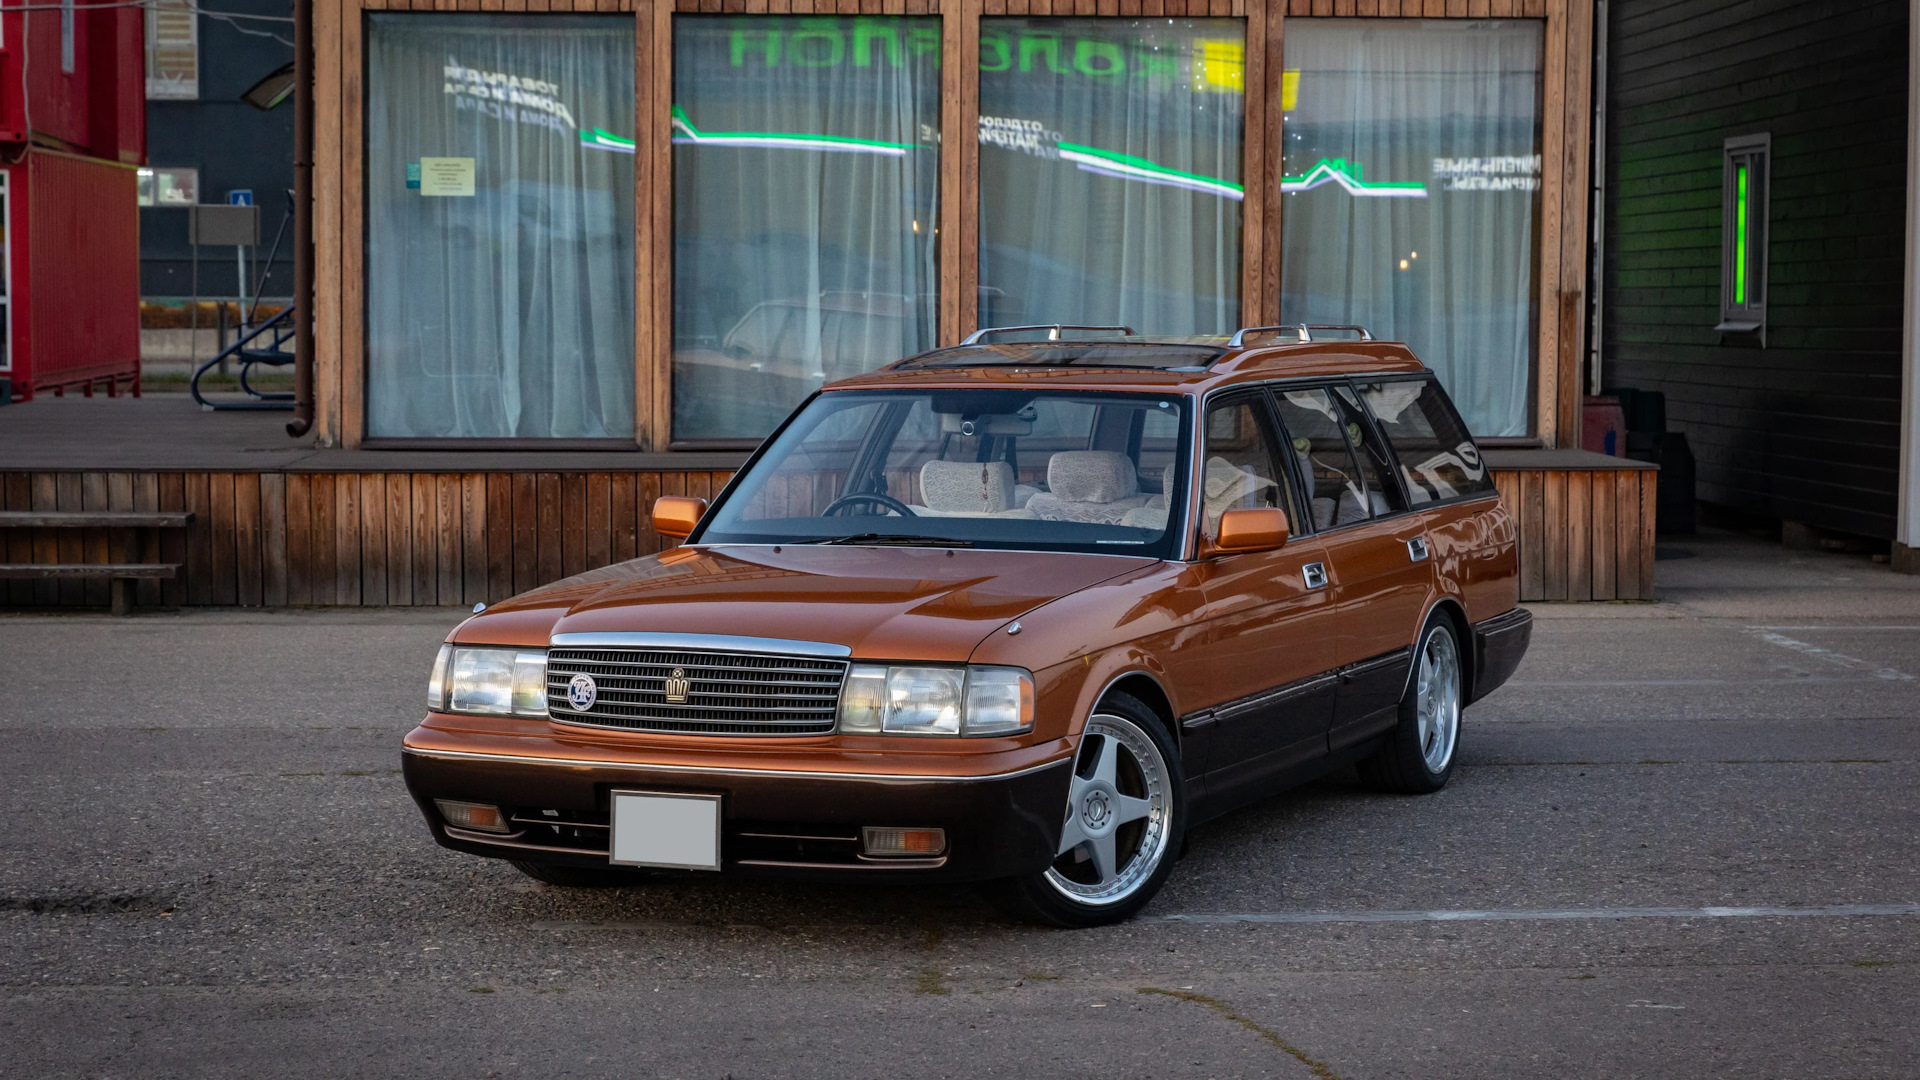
[2,528,1917,1079]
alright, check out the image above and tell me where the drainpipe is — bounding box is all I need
[285,0,315,438]
[1587,0,1609,397]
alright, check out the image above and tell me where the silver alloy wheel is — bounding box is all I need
[1416,626,1462,773]
[1043,713,1173,907]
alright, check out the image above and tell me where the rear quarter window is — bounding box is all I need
[1357,379,1495,505]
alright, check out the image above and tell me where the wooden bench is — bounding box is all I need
[0,511,194,614]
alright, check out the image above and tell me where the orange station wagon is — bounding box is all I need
[403,325,1532,926]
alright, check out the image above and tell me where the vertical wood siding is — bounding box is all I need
[1602,0,1908,539]
[3,466,1651,605]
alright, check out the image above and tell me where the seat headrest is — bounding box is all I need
[920,460,1016,513]
[1047,451,1139,503]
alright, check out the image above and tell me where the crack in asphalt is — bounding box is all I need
[1138,987,1341,1079]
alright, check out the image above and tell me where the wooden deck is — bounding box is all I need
[0,400,1654,609]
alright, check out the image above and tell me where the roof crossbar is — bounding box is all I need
[1227,324,1374,347]
[960,324,1137,345]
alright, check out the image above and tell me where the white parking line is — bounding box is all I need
[1161,904,1920,925]
[1748,626,1920,631]
[1746,628,1914,681]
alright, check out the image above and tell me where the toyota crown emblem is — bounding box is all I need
[565,673,597,711]
[663,667,691,704]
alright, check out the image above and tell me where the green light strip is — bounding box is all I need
[1733,161,1749,305]
[1055,141,1243,200]
[668,105,912,155]
[1280,157,1427,198]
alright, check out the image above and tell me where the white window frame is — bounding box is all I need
[145,0,200,100]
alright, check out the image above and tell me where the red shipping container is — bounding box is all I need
[0,3,145,402]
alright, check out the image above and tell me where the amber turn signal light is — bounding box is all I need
[651,496,708,539]
[861,826,947,857]
[436,800,511,834]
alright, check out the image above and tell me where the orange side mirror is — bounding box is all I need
[651,496,708,540]
[1213,506,1290,555]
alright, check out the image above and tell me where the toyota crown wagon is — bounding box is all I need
[402,325,1532,926]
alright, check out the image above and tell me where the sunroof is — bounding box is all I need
[895,341,1226,370]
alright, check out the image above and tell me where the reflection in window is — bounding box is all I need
[673,16,941,442]
[1202,398,1288,536]
[978,18,1245,336]
[365,15,635,439]
[1279,20,1543,437]
[1359,379,1493,504]
[1273,386,1384,530]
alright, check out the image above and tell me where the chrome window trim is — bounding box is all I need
[403,744,1070,784]
[548,632,853,659]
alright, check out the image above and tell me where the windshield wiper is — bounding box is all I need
[804,533,975,548]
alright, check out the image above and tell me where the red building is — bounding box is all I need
[0,0,144,402]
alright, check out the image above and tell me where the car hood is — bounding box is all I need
[460,545,1157,663]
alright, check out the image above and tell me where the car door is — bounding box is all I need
[1269,383,1433,755]
[1188,390,1338,810]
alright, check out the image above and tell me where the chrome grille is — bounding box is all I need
[545,648,846,735]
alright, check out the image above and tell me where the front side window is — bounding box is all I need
[1201,396,1291,537]
[1279,19,1543,437]
[365,14,636,439]
[1358,378,1493,505]
[1717,133,1769,333]
[697,389,1190,557]
[977,17,1245,336]
[672,16,942,443]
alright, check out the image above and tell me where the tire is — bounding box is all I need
[1001,692,1184,928]
[1357,615,1465,794]
[510,860,651,888]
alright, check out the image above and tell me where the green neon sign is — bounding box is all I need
[1280,158,1426,199]
[1733,160,1749,305]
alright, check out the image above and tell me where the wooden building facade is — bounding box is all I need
[305,0,1602,451]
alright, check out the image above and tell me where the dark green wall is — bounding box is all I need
[1602,0,1908,539]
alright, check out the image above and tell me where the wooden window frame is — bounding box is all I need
[322,0,1589,451]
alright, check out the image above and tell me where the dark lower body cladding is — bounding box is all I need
[1470,606,1532,703]
[401,750,1071,883]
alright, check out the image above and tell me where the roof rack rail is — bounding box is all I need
[960,323,1136,345]
[1226,324,1374,347]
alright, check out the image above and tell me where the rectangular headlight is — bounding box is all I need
[963,666,1035,736]
[837,665,1034,737]
[443,646,548,718]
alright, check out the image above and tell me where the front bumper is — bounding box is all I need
[401,736,1074,883]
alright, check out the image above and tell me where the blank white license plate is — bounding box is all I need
[609,791,722,871]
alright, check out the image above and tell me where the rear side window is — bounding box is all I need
[1357,379,1495,504]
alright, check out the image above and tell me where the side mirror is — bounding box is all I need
[1213,507,1290,555]
[651,496,708,540]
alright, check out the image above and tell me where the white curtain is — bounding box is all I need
[366,15,635,439]
[1280,19,1542,437]
[978,18,1245,336]
[672,16,942,442]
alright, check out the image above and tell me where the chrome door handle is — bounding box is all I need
[1303,562,1328,589]
[1407,536,1430,562]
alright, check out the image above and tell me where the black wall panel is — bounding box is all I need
[1602,0,1908,539]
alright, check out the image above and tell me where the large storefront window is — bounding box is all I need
[365,15,635,440]
[978,18,1245,336]
[672,16,942,443]
[1280,19,1542,437]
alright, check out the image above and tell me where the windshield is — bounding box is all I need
[695,389,1192,556]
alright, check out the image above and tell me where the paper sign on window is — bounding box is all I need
[419,157,475,197]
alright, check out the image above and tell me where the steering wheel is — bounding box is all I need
[822,491,914,518]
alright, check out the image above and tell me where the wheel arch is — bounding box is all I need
[1096,671,1176,734]
[1421,596,1475,704]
